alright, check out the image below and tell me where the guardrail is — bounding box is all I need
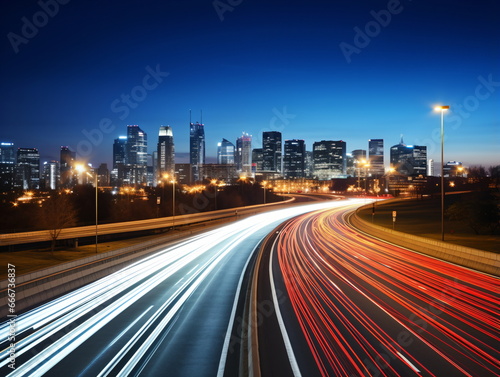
[0,198,295,247]
[0,198,296,316]
[350,204,500,276]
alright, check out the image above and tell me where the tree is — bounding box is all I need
[489,165,500,191]
[38,192,78,251]
[446,192,499,235]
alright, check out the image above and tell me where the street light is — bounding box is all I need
[76,164,98,253]
[356,159,370,193]
[262,180,267,204]
[211,179,218,210]
[435,105,450,241]
[171,178,176,228]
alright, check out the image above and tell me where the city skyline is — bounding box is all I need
[1,1,498,168]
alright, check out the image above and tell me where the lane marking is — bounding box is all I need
[397,352,421,373]
[269,235,302,377]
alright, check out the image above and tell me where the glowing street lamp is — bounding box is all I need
[262,181,267,204]
[434,105,450,241]
[211,179,218,210]
[171,178,176,228]
[76,164,98,253]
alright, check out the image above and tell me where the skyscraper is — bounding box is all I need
[157,125,175,180]
[16,147,40,189]
[0,142,16,191]
[217,138,235,164]
[312,140,346,180]
[368,139,384,176]
[390,138,427,176]
[112,136,127,187]
[252,148,263,172]
[347,149,368,177]
[190,121,205,182]
[428,159,434,176]
[236,133,252,177]
[284,139,306,178]
[126,125,148,184]
[42,161,60,190]
[113,137,127,169]
[60,146,76,188]
[262,131,282,172]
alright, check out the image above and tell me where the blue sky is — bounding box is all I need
[1,0,499,168]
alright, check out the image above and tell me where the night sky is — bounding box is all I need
[1,0,499,168]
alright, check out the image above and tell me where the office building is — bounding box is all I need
[428,159,434,177]
[304,151,313,178]
[390,138,427,176]
[217,138,235,164]
[15,147,40,189]
[126,125,148,185]
[313,140,346,180]
[252,148,263,172]
[97,163,110,186]
[201,164,237,182]
[190,121,205,182]
[60,146,76,188]
[175,163,192,185]
[0,142,16,191]
[236,133,252,177]
[158,125,175,180]
[284,139,306,178]
[262,131,282,172]
[444,161,465,177]
[368,139,384,176]
[42,160,60,190]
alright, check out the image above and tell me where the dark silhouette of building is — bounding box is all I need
[60,146,76,188]
[390,137,427,176]
[252,148,263,172]
[0,142,16,191]
[190,120,205,182]
[262,131,282,173]
[284,139,306,178]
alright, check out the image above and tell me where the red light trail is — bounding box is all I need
[273,205,499,377]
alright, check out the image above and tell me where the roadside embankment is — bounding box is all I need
[351,203,499,276]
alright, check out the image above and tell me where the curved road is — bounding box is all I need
[259,204,499,376]
[0,199,355,377]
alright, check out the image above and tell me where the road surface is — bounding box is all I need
[0,199,357,377]
[258,205,499,376]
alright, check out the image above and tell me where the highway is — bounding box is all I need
[0,199,358,377]
[258,204,499,376]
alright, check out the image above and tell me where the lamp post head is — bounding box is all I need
[434,105,450,111]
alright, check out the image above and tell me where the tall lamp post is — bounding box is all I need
[262,180,267,204]
[435,105,450,241]
[211,179,218,210]
[76,164,98,253]
[171,178,176,228]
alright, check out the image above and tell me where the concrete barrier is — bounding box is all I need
[350,205,500,277]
